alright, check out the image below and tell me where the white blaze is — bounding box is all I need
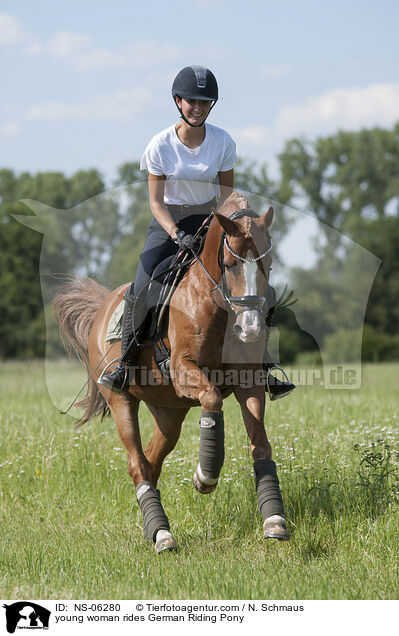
[237,260,262,342]
[244,261,258,295]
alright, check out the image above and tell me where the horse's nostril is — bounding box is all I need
[234,324,243,338]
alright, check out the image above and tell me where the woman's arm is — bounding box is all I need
[218,169,234,209]
[148,173,179,238]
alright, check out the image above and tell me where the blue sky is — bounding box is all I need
[1,0,399,184]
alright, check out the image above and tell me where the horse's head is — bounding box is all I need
[214,206,274,343]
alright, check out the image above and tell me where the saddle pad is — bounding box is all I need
[105,299,124,342]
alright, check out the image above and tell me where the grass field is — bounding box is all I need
[1,360,398,599]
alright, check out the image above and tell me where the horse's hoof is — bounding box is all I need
[263,515,290,541]
[193,468,218,494]
[155,530,178,554]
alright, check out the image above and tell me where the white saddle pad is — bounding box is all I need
[105,299,124,342]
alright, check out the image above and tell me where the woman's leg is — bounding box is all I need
[98,221,178,393]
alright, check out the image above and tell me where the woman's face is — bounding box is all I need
[176,97,213,126]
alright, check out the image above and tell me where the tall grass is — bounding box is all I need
[0,360,398,599]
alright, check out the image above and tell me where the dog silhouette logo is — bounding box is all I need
[3,602,51,633]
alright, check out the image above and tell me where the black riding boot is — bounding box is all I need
[97,285,139,394]
[263,303,296,401]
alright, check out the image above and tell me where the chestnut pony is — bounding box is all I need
[54,193,288,553]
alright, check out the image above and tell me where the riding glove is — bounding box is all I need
[174,231,200,252]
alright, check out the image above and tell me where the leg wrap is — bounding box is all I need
[136,481,170,542]
[198,411,225,482]
[254,459,285,520]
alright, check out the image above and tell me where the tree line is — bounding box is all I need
[1,123,398,362]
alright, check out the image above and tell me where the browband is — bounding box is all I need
[228,208,259,221]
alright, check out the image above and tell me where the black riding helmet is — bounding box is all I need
[172,65,218,127]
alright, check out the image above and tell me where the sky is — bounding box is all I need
[1,0,399,187]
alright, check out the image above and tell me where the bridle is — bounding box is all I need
[191,208,272,314]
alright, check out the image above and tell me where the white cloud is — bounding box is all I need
[48,31,92,58]
[0,13,26,46]
[26,88,152,122]
[276,83,399,136]
[233,82,399,161]
[0,121,20,136]
[75,41,180,71]
[29,30,180,71]
[234,125,271,145]
[0,16,180,72]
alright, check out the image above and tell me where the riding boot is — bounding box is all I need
[263,303,296,401]
[97,285,139,394]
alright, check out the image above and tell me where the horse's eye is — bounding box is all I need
[225,261,236,271]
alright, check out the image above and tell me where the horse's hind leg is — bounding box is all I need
[110,395,152,484]
[109,395,177,553]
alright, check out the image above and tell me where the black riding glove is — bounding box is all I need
[174,231,200,252]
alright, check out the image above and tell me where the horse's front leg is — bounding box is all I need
[172,355,224,494]
[234,384,289,541]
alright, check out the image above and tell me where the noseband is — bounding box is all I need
[217,209,271,313]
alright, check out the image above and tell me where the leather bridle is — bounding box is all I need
[191,208,272,313]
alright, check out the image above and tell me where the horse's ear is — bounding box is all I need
[261,206,274,229]
[213,212,242,236]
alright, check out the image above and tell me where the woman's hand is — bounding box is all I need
[174,231,200,251]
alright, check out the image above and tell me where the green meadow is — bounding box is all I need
[1,360,398,599]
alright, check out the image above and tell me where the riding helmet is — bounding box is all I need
[172,65,218,127]
[172,65,218,102]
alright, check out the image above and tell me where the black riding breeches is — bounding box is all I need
[133,207,212,298]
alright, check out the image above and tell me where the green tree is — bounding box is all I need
[278,123,399,234]
[0,168,108,358]
[277,123,399,359]
[0,198,44,357]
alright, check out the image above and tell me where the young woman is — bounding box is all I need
[98,65,294,399]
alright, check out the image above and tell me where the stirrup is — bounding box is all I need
[265,363,293,401]
[98,357,121,377]
[97,358,129,393]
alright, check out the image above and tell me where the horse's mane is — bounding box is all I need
[217,192,249,216]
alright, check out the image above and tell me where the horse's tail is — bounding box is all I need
[53,276,111,426]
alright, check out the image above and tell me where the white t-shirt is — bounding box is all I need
[140,123,237,205]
